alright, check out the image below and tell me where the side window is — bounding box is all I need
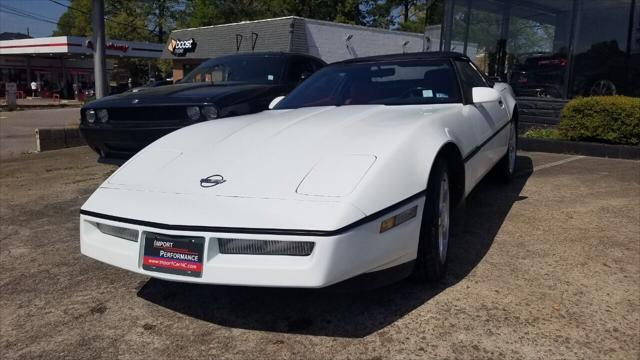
[456,60,490,101]
[287,57,316,83]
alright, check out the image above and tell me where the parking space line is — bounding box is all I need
[532,155,585,172]
[516,155,584,177]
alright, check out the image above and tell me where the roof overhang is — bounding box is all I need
[0,36,163,59]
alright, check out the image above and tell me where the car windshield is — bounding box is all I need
[276,59,460,109]
[182,55,285,85]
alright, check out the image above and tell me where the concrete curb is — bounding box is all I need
[36,127,86,152]
[518,137,639,160]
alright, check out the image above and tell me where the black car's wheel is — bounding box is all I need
[590,79,617,96]
[496,121,517,183]
[412,158,451,282]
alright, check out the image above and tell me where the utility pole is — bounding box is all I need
[92,0,107,98]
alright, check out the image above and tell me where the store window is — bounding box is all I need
[506,2,573,98]
[183,63,199,78]
[570,0,634,97]
[631,1,640,97]
[451,0,504,76]
[442,0,638,100]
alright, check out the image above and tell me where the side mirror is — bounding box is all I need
[268,95,285,110]
[472,87,501,104]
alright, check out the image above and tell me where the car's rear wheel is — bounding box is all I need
[589,79,616,96]
[412,158,451,282]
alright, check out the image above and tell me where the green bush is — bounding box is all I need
[522,127,564,140]
[557,96,640,146]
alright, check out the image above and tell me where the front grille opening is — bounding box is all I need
[107,106,188,124]
[218,238,315,256]
[94,222,139,242]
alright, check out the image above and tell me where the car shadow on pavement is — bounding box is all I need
[137,155,533,338]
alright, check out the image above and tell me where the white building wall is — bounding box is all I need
[303,20,429,63]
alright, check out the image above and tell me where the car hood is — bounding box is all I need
[101,104,459,203]
[85,82,277,107]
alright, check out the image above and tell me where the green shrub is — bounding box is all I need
[522,127,564,140]
[557,96,640,146]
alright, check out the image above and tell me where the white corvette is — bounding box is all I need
[80,52,517,288]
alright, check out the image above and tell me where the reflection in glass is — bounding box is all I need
[451,0,504,75]
[506,2,572,98]
[571,0,633,97]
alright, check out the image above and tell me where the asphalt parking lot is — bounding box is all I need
[0,147,638,359]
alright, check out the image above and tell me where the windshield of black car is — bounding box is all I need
[182,55,284,84]
[275,59,460,109]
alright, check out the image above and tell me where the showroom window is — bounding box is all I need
[506,1,573,98]
[440,0,638,100]
[570,0,634,97]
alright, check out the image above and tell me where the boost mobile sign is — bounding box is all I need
[167,38,197,56]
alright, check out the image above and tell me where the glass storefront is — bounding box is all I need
[0,57,112,99]
[440,0,638,99]
[571,0,633,97]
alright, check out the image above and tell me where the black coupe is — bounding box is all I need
[80,52,325,160]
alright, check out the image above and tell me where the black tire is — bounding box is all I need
[496,121,517,183]
[412,158,451,282]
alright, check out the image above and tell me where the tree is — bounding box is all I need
[148,0,185,43]
[179,0,367,28]
[52,0,185,83]
[178,0,267,28]
[357,0,443,32]
[105,0,155,41]
[335,0,367,25]
[52,0,92,36]
[53,0,184,42]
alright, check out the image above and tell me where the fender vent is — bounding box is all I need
[218,238,315,256]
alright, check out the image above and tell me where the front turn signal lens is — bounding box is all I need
[380,206,418,233]
[380,217,396,233]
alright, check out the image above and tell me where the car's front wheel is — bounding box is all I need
[496,121,517,182]
[412,158,451,282]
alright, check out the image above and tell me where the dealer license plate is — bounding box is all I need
[142,232,205,278]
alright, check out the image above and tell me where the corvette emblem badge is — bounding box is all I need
[132,99,139,104]
[200,174,226,188]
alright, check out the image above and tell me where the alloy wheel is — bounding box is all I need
[438,172,450,264]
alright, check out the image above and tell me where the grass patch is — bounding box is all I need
[522,127,565,140]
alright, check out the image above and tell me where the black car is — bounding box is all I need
[128,79,174,93]
[508,52,567,98]
[80,52,325,160]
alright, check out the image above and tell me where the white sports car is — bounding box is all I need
[80,52,517,288]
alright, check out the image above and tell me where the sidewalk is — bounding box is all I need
[0,97,83,110]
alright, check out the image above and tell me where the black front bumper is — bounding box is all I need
[79,124,181,160]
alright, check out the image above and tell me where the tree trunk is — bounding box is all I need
[404,1,410,22]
